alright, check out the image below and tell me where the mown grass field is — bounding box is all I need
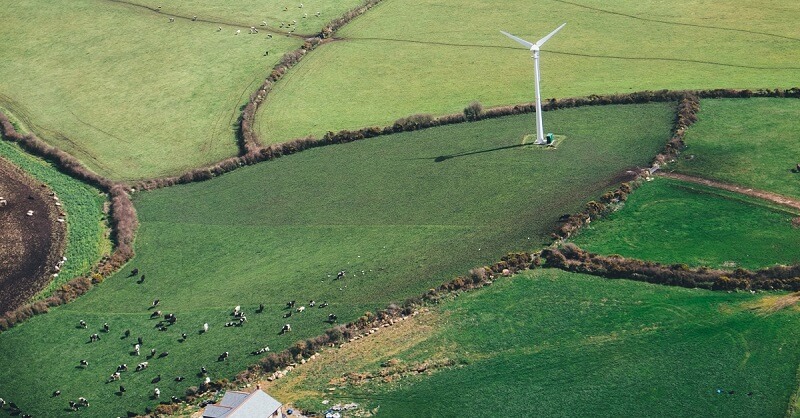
[0,139,109,298]
[264,269,800,417]
[0,0,320,180]
[256,0,800,143]
[674,98,800,199]
[0,103,673,417]
[572,177,800,270]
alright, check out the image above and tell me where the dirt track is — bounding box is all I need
[659,172,800,211]
[0,157,65,313]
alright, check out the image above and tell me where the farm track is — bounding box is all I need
[658,172,800,211]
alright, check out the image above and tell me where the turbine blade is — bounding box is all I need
[500,31,534,49]
[536,23,566,47]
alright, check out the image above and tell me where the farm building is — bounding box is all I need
[202,389,284,418]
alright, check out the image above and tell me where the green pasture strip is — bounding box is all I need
[0,103,672,417]
[350,270,800,418]
[0,139,109,298]
[675,98,800,200]
[0,0,303,180]
[256,0,800,143]
[119,0,364,35]
[572,177,800,270]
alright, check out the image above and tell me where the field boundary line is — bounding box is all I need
[658,172,800,211]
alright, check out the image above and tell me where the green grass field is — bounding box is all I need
[267,269,800,417]
[0,103,673,417]
[674,98,800,199]
[0,139,109,297]
[0,0,318,180]
[571,177,800,270]
[255,0,800,143]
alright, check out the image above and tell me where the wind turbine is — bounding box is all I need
[501,23,566,145]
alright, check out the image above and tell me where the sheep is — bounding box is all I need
[79,359,89,367]
[235,29,241,35]
[79,320,87,329]
[303,13,307,18]
[296,306,306,313]
[217,27,222,32]
[299,3,303,8]
[281,324,291,333]
[261,21,268,26]
[316,11,321,17]
[153,388,160,398]
[192,16,197,21]
[202,323,209,333]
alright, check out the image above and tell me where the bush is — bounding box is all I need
[463,101,484,121]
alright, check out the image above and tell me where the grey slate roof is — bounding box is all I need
[203,389,282,418]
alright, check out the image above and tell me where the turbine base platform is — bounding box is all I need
[522,134,566,150]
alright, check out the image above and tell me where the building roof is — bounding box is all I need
[202,389,282,418]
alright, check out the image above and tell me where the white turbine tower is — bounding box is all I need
[501,23,566,145]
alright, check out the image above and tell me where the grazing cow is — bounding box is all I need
[336,270,346,280]
[124,329,130,338]
[281,324,291,334]
[152,299,160,308]
[251,346,270,355]
[283,311,292,318]
[89,333,100,342]
[137,336,143,345]
[287,300,295,309]
[159,351,169,358]
[218,351,229,361]
[200,366,208,375]
[319,301,328,308]
[153,388,160,398]
[102,323,109,332]
[69,401,78,411]
[257,303,264,313]
[119,385,126,394]
[79,359,89,367]
[0,398,4,408]
[239,315,247,323]
[225,321,236,327]
[233,305,241,316]
[135,362,149,371]
[138,275,145,283]
[78,397,88,407]
[181,333,187,340]
[296,306,305,313]
[133,344,140,356]
[117,364,128,372]
[202,323,209,333]
[150,348,156,357]
[79,320,87,329]
[217,27,222,32]
[168,17,174,23]
[109,372,120,382]
[52,390,61,397]
[309,300,315,307]
[328,313,337,323]
[152,374,161,384]
[130,268,139,277]
[171,396,180,403]
[175,376,184,382]
[151,310,161,318]
[235,29,241,35]
[192,16,197,21]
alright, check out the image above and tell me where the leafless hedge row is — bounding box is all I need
[0,113,139,327]
[542,244,800,291]
[553,93,701,240]
[239,0,385,153]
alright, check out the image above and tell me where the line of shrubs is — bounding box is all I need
[552,93,701,240]
[0,113,139,329]
[143,87,791,192]
[542,243,800,291]
[238,0,385,154]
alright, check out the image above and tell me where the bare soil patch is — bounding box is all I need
[0,157,65,312]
